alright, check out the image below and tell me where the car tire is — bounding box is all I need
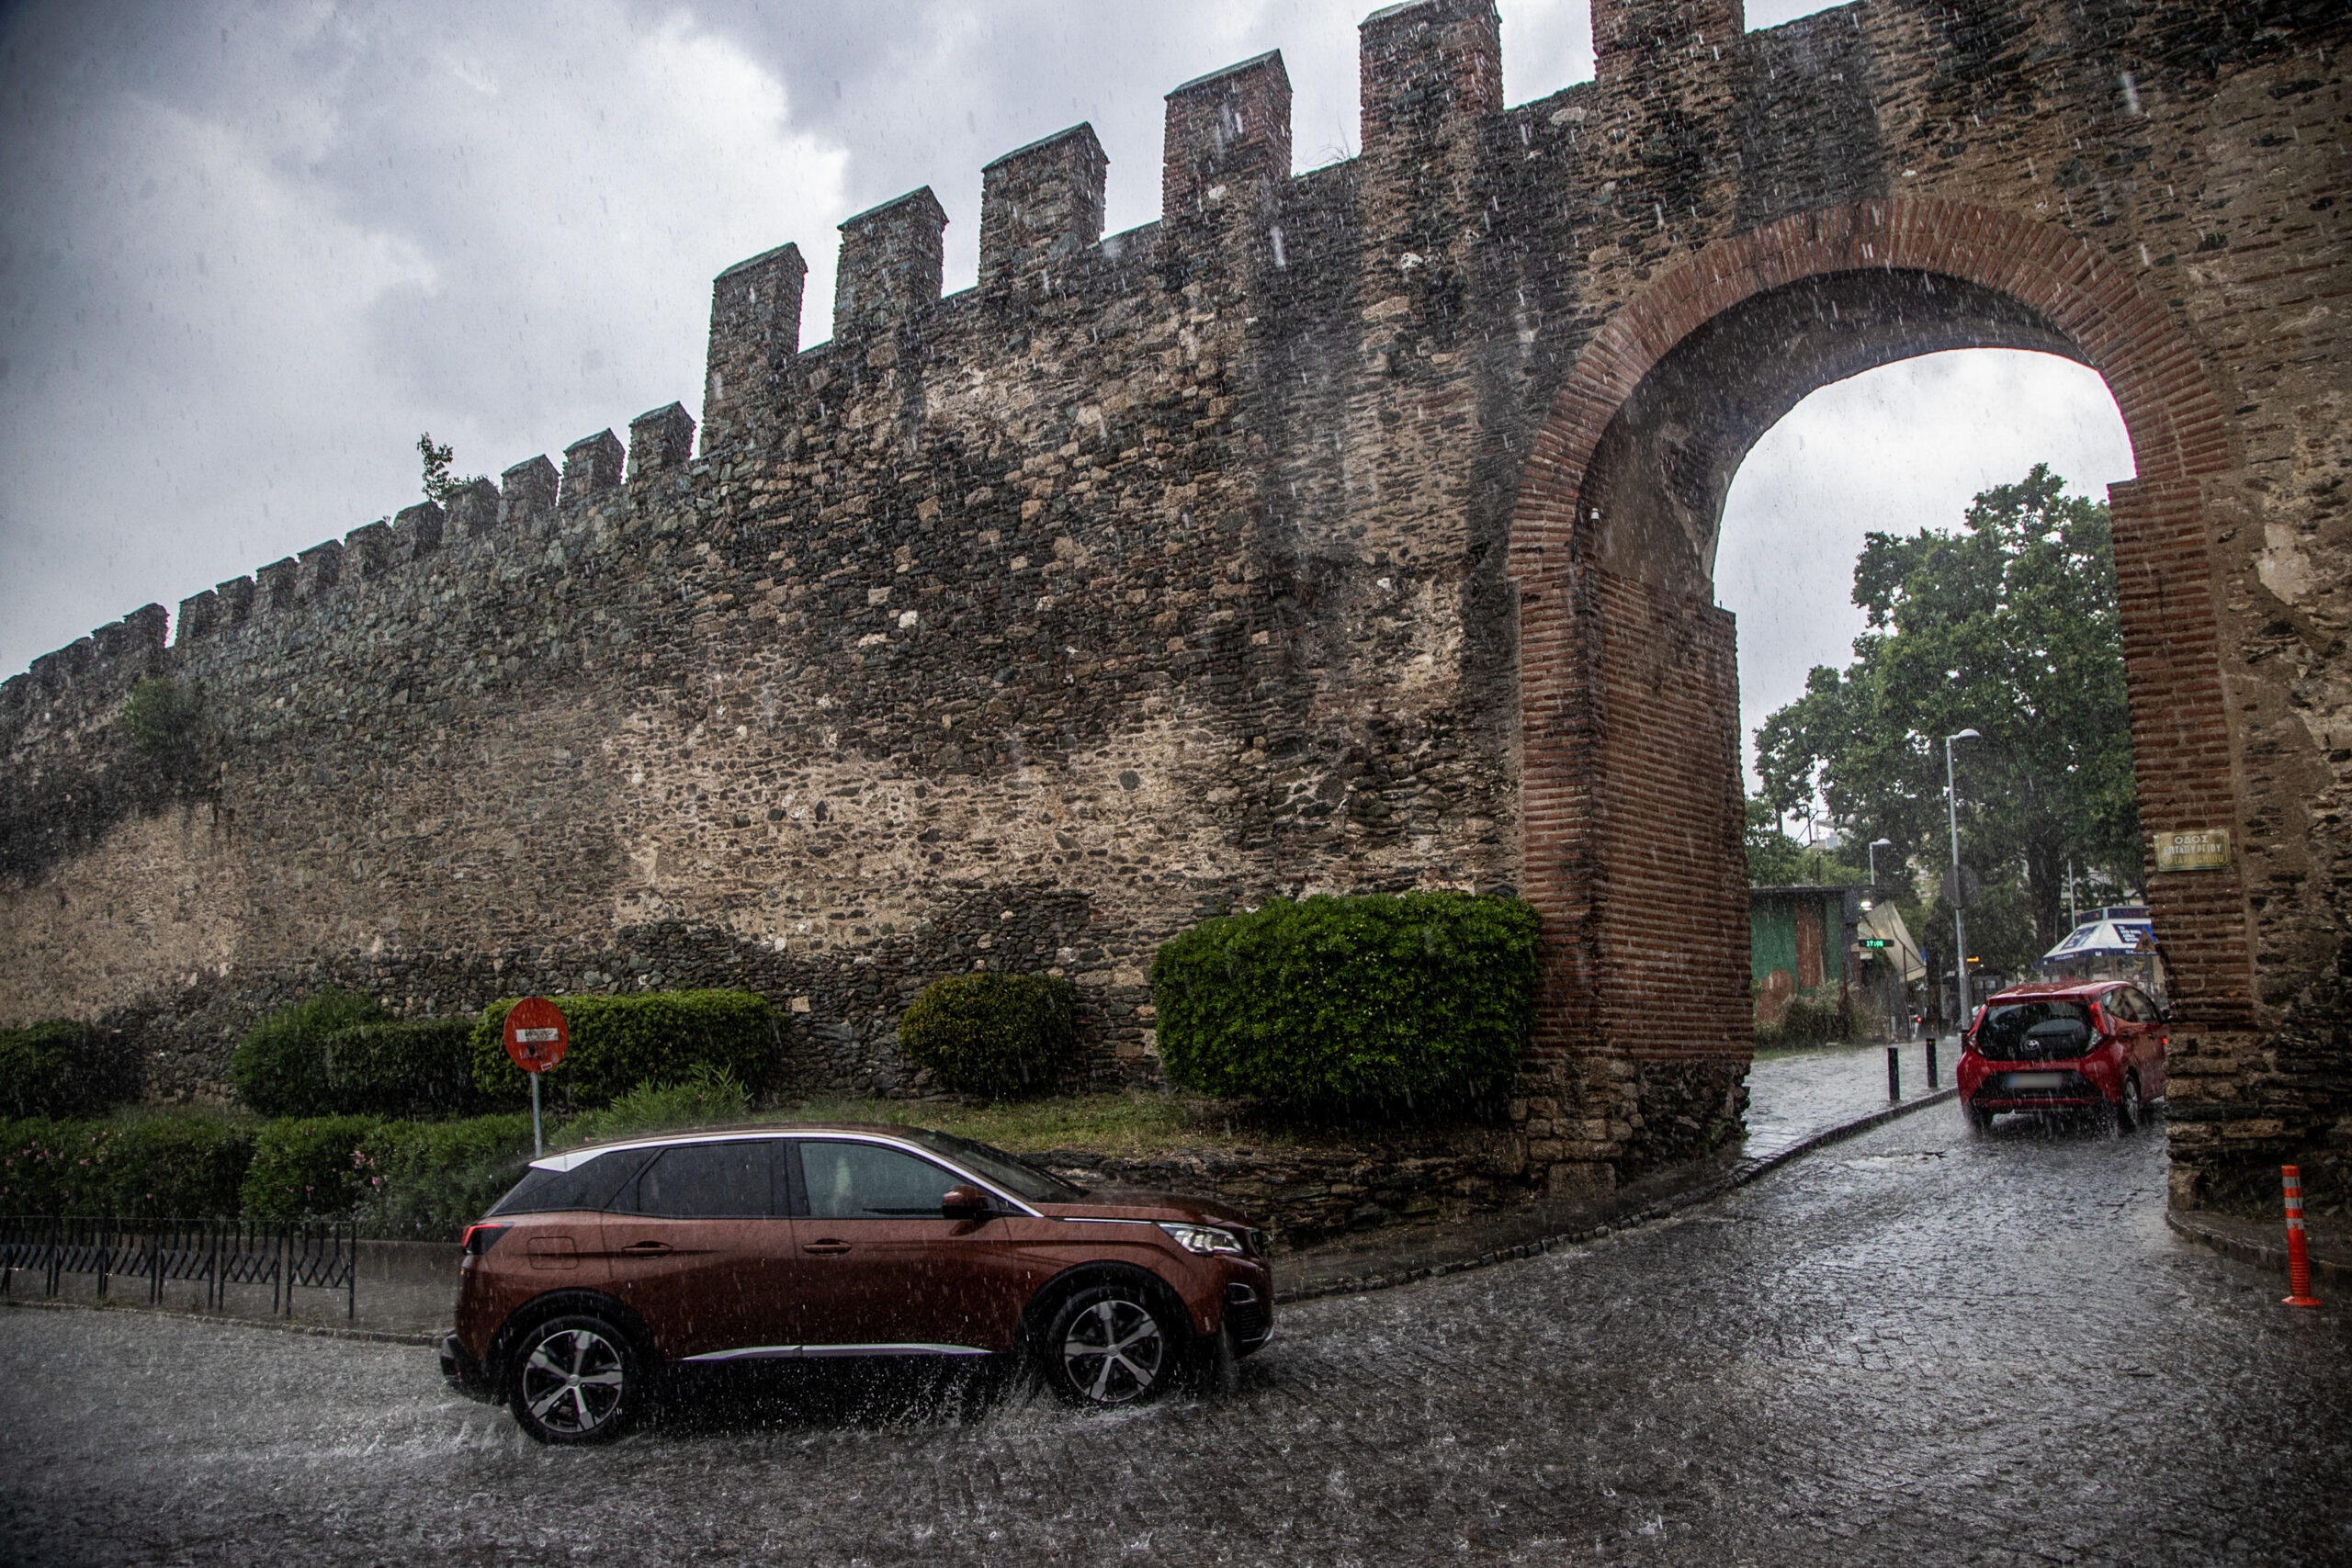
[1965,1100,1996,1134]
[1043,1283,1182,1408]
[507,1314,649,1445]
[2112,1072,2143,1134]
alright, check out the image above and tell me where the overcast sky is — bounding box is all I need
[0,0,2132,783]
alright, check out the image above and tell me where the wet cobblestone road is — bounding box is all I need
[5,1105,2346,1567]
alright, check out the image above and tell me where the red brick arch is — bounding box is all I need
[1508,196,2249,1084]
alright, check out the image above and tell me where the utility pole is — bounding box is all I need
[1946,729,1982,1033]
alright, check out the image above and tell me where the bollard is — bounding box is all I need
[1886,1044,1901,1102]
[2282,1166,2324,1308]
[1926,1037,1939,1089]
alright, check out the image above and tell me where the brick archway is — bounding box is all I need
[1506,197,2248,1183]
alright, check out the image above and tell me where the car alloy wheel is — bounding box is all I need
[510,1315,640,1444]
[2112,1073,2143,1134]
[1047,1285,1175,1407]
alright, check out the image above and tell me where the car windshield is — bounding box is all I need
[1978,998,2092,1055]
[894,1126,1087,1202]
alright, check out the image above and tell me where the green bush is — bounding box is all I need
[898,973,1076,1100]
[558,1066,752,1150]
[1760,985,1857,1048]
[469,990,775,1110]
[0,1020,141,1118]
[240,1115,387,1223]
[0,1115,254,1215]
[357,1113,537,1239]
[228,989,388,1117]
[322,1019,494,1117]
[1151,891,1540,1111]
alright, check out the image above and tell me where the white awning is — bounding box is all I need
[1858,901,1926,984]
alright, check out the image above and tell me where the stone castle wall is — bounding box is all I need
[3,0,2346,1206]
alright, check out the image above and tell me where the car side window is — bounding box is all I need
[618,1141,775,1218]
[798,1141,960,1220]
[2112,989,2148,1023]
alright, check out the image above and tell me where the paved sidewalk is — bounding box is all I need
[1744,1036,1953,1161]
[1274,1036,1959,1297]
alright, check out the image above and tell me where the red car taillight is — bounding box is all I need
[460,1222,510,1258]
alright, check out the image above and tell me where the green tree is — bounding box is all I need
[416,433,481,505]
[1755,465,2138,953]
[1744,798,1865,887]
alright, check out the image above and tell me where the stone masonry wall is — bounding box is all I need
[2,0,2346,1209]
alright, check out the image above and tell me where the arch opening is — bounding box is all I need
[1578,269,2097,598]
[1506,202,2244,1193]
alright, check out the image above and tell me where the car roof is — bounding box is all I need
[532,1121,946,1170]
[1984,979,2126,1001]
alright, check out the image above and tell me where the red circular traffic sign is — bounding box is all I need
[503,997,570,1074]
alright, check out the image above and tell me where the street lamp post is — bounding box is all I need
[1946,729,1982,1036]
[1866,837,1895,1038]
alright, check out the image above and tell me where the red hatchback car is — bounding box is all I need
[1956,979,2169,1134]
[439,1122,1274,1442]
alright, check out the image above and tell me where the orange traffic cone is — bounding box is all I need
[2282,1165,2323,1308]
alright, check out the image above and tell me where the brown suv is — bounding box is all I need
[438,1122,1274,1442]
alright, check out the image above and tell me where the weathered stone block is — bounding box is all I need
[980,124,1107,296]
[703,242,805,454]
[627,402,695,480]
[560,431,624,509]
[833,187,945,341]
[498,457,558,532]
[1162,51,1290,220]
[391,502,444,561]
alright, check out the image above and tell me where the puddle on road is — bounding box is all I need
[1839,1151,1950,1169]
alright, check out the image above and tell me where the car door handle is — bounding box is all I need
[802,1240,852,1256]
[619,1240,673,1257]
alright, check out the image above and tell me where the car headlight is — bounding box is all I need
[1159,1222,1244,1256]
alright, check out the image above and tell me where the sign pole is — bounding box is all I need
[502,998,570,1162]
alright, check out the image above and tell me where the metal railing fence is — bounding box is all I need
[0,1215,356,1319]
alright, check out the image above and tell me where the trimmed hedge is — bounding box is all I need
[240,1115,387,1224]
[228,989,387,1117]
[469,991,775,1110]
[0,1116,255,1216]
[1151,891,1540,1111]
[0,1020,141,1118]
[898,973,1077,1100]
[323,1020,493,1117]
[357,1114,537,1239]
[559,1066,752,1150]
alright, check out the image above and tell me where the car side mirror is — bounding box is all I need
[941,1185,991,1221]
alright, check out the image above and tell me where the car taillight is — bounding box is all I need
[460,1223,510,1258]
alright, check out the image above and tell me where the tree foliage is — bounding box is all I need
[1745,798,1866,887]
[416,432,481,505]
[1755,466,2138,953]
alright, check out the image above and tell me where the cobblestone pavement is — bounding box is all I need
[1743,1038,1950,1160]
[5,1104,2346,1567]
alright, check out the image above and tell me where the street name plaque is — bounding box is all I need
[2154,829,2232,873]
